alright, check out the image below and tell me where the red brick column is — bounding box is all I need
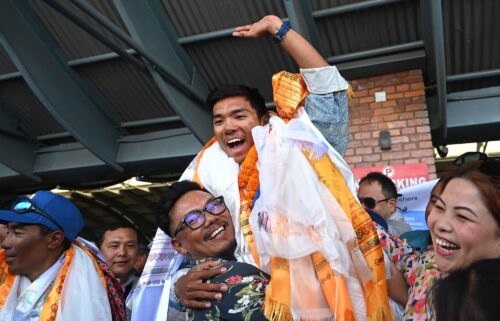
[345,70,437,179]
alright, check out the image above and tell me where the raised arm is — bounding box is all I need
[234,15,350,156]
[233,15,328,68]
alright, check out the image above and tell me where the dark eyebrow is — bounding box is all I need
[434,196,446,207]
[454,206,478,218]
[213,108,248,119]
[9,222,25,229]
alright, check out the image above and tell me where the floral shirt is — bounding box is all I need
[377,225,444,321]
[187,261,269,321]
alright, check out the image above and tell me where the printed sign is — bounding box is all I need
[352,163,429,189]
[352,163,432,230]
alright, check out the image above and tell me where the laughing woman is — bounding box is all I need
[380,159,500,321]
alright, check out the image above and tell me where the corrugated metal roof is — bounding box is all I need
[75,59,178,122]
[0,47,16,75]
[443,0,500,92]
[29,0,130,60]
[0,79,65,136]
[315,1,421,55]
[184,37,296,100]
[162,0,287,36]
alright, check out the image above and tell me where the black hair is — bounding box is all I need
[156,181,206,238]
[206,84,268,118]
[97,222,138,248]
[433,258,500,321]
[359,171,399,199]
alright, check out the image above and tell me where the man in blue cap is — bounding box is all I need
[0,191,125,321]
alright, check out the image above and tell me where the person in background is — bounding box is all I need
[432,258,500,321]
[99,222,139,297]
[0,191,126,321]
[358,171,412,236]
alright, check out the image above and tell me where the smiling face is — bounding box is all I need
[212,96,263,164]
[1,223,57,281]
[169,190,236,260]
[428,178,500,272]
[100,227,139,283]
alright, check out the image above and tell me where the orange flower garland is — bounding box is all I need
[238,145,260,206]
[237,145,260,266]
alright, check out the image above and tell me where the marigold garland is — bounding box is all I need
[238,145,259,206]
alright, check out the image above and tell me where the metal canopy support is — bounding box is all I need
[0,0,123,171]
[420,0,447,144]
[284,0,325,56]
[0,128,201,193]
[336,49,425,80]
[82,0,212,144]
[0,134,40,182]
[0,107,40,181]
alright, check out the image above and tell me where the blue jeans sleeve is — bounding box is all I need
[304,90,349,156]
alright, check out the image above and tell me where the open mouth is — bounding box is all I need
[226,138,244,150]
[435,238,460,254]
[208,225,226,240]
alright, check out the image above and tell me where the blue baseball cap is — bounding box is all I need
[0,191,84,241]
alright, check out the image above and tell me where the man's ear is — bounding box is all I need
[259,113,270,126]
[171,239,189,256]
[46,231,65,250]
[388,198,397,213]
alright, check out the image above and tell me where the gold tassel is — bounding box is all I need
[263,298,294,321]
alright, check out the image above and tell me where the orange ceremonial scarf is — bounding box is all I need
[192,71,392,321]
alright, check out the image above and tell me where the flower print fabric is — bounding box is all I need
[187,261,270,321]
[377,224,443,321]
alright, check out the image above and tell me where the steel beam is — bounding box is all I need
[314,0,411,18]
[284,0,325,56]
[420,0,447,144]
[113,0,212,143]
[335,49,425,80]
[0,107,40,181]
[328,41,423,64]
[36,116,182,142]
[446,89,500,144]
[0,128,201,193]
[447,68,500,83]
[0,0,123,171]
[0,133,40,182]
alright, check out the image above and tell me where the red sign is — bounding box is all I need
[352,163,429,189]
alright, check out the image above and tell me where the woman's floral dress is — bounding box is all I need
[187,261,269,321]
[377,225,443,321]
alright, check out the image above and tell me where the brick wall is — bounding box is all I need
[345,70,437,179]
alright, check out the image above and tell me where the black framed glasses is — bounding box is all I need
[12,197,64,231]
[358,196,391,210]
[172,196,227,237]
[453,152,500,178]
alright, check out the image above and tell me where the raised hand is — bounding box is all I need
[232,15,282,38]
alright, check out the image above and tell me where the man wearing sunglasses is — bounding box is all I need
[358,172,411,237]
[156,181,269,321]
[0,191,124,321]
